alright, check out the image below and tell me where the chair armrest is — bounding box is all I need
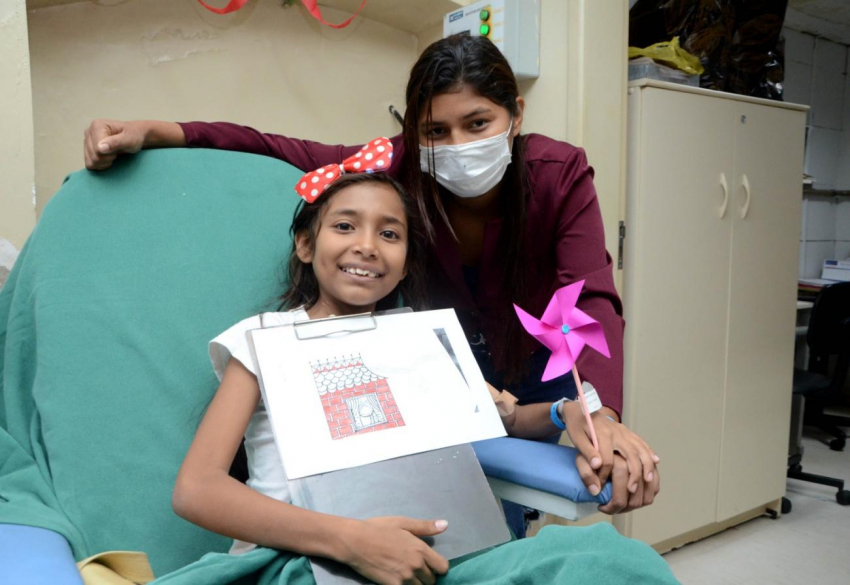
[0,524,82,585]
[472,437,613,521]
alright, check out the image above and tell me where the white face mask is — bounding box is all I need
[419,121,513,199]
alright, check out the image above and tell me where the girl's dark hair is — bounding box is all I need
[402,34,530,384]
[278,172,428,312]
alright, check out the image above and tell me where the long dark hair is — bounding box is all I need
[278,173,428,312]
[402,34,530,384]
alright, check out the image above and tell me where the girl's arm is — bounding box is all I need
[487,383,561,440]
[173,359,449,584]
[508,402,563,440]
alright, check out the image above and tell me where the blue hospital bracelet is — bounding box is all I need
[552,401,617,430]
[550,400,566,430]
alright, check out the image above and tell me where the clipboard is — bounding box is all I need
[247,308,511,584]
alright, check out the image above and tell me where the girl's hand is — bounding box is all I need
[562,403,661,513]
[339,516,450,585]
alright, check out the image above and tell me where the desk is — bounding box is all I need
[796,301,813,337]
[795,301,814,368]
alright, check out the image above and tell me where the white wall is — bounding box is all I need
[27,0,419,217]
[783,27,850,277]
[0,0,37,281]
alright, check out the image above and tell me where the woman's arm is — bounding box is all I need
[178,122,365,171]
[549,148,660,513]
[83,119,379,173]
[174,359,449,584]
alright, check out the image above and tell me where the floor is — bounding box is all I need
[663,426,850,584]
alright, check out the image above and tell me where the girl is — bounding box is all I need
[84,35,659,523]
[161,169,678,585]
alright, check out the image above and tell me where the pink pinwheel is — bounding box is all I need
[514,280,610,381]
[514,280,611,449]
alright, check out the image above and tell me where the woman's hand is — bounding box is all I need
[83,119,185,171]
[338,516,450,585]
[84,119,146,170]
[563,403,661,513]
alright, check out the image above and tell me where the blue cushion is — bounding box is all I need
[472,438,612,504]
[0,524,82,584]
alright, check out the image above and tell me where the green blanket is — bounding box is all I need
[0,148,678,583]
[153,524,678,584]
[1,149,301,575]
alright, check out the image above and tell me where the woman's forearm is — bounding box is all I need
[139,120,186,148]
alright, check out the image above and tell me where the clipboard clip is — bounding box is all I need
[291,307,412,340]
[293,312,377,340]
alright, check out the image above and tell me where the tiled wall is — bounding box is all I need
[800,196,850,278]
[783,28,850,278]
[784,28,849,190]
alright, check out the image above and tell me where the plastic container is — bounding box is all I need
[628,57,699,86]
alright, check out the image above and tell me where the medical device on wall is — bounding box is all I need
[443,0,540,80]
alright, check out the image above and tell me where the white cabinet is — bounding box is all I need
[616,80,807,549]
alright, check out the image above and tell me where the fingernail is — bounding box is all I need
[589,484,600,496]
[652,455,661,463]
[591,457,601,468]
[435,520,448,530]
[98,142,109,153]
[647,472,654,482]
[629,483,638,493]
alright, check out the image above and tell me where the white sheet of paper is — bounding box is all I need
[249,309,506,479]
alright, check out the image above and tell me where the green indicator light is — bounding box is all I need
[479,9,490,21]
[479,23,490,36]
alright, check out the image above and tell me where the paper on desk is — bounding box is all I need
[249,309,506,479]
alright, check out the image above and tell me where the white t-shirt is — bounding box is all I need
[208,308,309,554]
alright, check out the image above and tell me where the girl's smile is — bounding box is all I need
[296,182,408,319]
[339,264,385,279]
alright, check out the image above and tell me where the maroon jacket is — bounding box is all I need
[180,122,625,415]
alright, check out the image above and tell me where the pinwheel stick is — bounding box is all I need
[571,366,599,452]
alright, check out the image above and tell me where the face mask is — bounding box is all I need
[419,121,513,199]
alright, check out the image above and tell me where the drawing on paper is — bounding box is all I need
[433,328,482,412]
[433,328,468,386]
[310,354,405,440]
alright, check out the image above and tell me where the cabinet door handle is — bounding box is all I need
[740,174,751,219]
[719,173,729,219]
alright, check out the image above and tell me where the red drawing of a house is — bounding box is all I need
[311,354,405,440]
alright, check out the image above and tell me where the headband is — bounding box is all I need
[295,137,393,203]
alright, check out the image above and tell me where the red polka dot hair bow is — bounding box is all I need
[295,137,393,204]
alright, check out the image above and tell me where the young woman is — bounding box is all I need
[83,35,660,521]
